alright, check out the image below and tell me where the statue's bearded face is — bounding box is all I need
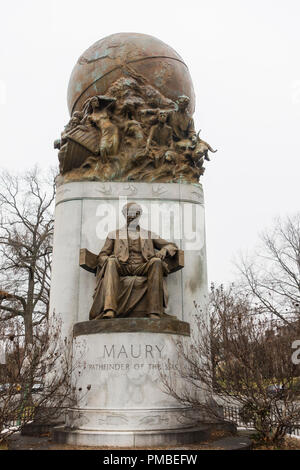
[123,204,142,226]
[127,210,141,224]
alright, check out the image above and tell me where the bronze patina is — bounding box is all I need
[80,202,184,321]
[67,32,195,116]
[55,33,217,184]
[73,318,190,337]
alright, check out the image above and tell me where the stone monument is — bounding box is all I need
[50,33,218,447]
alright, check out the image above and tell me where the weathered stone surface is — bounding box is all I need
[55,180,204,204]
[52,424,218,448]
[14,423,251,449]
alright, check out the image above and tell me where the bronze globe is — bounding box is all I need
[67,32,195,116]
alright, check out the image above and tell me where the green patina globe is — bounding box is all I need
[67,32,195,116]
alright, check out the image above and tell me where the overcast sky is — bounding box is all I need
[0,0,299,284]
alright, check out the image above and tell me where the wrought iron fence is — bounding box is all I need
[3,406,35,429]
[222,405,300,436]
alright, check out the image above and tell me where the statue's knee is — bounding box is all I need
[150,257,162,266]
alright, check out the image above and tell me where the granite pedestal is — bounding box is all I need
[50,181,210,446]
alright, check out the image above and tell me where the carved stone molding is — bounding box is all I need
[55,181,204,206]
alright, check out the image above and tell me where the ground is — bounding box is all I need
[2,429,300,450]
[2,429,251,450]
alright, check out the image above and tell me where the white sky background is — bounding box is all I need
[0,0,299,284]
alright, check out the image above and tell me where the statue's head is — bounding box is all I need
[177,95,190,111]
[158,110,168,124]
[72,111,83,123]
[122,202,143,226]
[90,96,100,110]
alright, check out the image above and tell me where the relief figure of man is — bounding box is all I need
[89,202,178,320]
[169,95,196,143]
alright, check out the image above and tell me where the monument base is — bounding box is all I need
[49,180,210,447]
[51,319,230,447]
[53,422,235,447]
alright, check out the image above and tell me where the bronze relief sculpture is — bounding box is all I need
[55,71,217,184]
[80,202,184,321]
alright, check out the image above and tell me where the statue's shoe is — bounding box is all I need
[103,310,115,319]
[148,313,160,320]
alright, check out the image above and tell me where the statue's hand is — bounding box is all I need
[167,245,178,257]
[98,255,109,266]
[156,248,167,260]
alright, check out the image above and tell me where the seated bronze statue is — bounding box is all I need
[80,202,184,320]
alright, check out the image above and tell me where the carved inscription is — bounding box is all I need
[79,343,178,372]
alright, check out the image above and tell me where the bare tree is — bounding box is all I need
[161,284,300,446]
[238,213,300,325]
[0,315,77,445]
[0,166,55,344]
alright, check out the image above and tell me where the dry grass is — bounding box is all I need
[252,436,300,450]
